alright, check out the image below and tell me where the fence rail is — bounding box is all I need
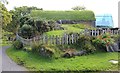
[16,29,120,45]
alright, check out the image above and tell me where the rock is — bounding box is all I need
[74,50,87,56]
[107,43,119,52]
[109,60,118,64]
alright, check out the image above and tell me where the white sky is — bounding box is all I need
[5,0,120,27]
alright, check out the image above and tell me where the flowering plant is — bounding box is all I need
[93,33,114,47]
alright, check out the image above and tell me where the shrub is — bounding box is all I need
[19,24,35,39]
[75,35,96,53]
[13,40,23,50]
[112,34,120,42]
[38,45,55,57]
[92,33,115,51]
[83,44,96,53]
[31,42,40,52]
[48,20,56,30]
[76,35,91,48]
[35,19,50,34]
[31,43,55,57]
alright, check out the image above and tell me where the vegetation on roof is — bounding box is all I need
[30,10,96,21]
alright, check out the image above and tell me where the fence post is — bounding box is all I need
[68,34,71,44]
[71,34,74,44]
[52,35,55,44]
[43,35,45,44]
[59,36,62,45]
[55,35,58,45]
[94,30,96,36]
[91,30,94,36]
[61,36,65,45]
[66,34,68,44]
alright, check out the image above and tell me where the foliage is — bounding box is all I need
[0,2,12,25]
[19,15,35,27]
[35,19,50,34]
[13,6,42,17]
[7,47,118,71]
[3,22,18,34]
[0,30,13,46]
[13,40,23,50]
[7,6,42,33]
[111,34,120,42]
[30,10,95,21]
[31,41,40,52]
[31,43,55,57]
[38,45,55,57]
[76,35,96,53]
[47,20,56,30]
[92,33,115,47]
[71,5,86,10]
[83,44,96,53]
[19,24,35,39]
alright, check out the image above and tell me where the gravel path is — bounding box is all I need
[2,46,28,71]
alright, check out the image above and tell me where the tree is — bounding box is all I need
[11,6,42,25]
[71,5,86,11]
[6,6,42,34]
[0,2,12,26]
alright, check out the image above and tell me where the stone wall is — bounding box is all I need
[56,20,95,27]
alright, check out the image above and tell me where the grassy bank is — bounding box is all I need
[6,46,118,71]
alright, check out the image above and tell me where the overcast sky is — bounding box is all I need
[5,0,120,27]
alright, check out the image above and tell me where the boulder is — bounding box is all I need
[74,50,87,56]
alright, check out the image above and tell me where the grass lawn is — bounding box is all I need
[6,46,118,71]
[45,24,84,36]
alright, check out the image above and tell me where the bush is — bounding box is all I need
[83,44,96,53]
[76,35,91,48]
[38,45,55,57]
[31,42,40,52]
[31,43,54,57]
[75,35,96,53]
[92,33,115,51]
[19,24,35,39]
[48,20,56,30]
[13,40,23,50]
[35,19,50,34]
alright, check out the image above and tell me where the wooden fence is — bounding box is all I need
[16,29,120,45]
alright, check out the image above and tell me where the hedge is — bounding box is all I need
[30,10,96,21]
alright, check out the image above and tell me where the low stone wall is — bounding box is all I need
[56,20,95,27]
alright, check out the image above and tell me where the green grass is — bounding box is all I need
[6,46,118,71]
[71,24,96,30]
[31,10,95,21]
[45,24,84,36]
[45,30,65,36]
